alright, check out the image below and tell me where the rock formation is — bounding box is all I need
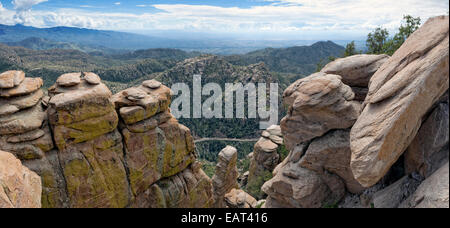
[399,162,449,208]
[224,188,258,208]
[321,54,389,101]
[0,70,66,208]
[1,71,212,208]
[247,125,284,199]
[262,15,449,208]
[281,72,361,150]
[350,15,449,187]
[212,146,239,208]
[0,150,42,208]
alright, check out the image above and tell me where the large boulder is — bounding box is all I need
[281,72,361,150]
[399,162,449,208]
[212,146,239,208]
[321,54,390,87]
[351,16,449,187]
[0,150,42,208]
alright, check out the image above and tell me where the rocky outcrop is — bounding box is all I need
[263,71,364,208]
[399,162,449,208]
[0,150,41,208]
[0,71,64,208]
[47,72,130,208]
[1,71,212,208]
[224,188,258,208]
[321,54,389,101]
[247,125,284,199]
[212,146,239,208]
[350,15,449,187]
[281,72,361,150]
[112,80,198,205]
[263,15,449,208]
[132,162,213,208]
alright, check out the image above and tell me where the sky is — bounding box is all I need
[0,0,448,40]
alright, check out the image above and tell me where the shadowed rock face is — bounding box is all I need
[404,101,449,178]
[350,15,449,187]
[1,71,212,208]
[0,150,42,208]
[399,162,449,208]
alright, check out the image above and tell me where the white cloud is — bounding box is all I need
[12,0,48,11]
[0,0,448,39]
[114,2,121,6]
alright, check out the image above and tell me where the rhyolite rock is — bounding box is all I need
[350,16,449,187]
[212,146,239,208]
[224,188,258,208]
[299,130,365,194]
[0,77,43,98]
[0,104,46,136]
[370,175,422,208]
[0,70,25,89]
[405,102,449,178]
[0,89,43,116]
[56,72,81,87]
[281,72,361,150]
[48,73,131,208]
[321,54,389,87]
[132,162,213,208]
[84,72,101,85]
[143,79,162,89]
[399,162,449,208]
[0,150,42,208]
[247,126,284,199]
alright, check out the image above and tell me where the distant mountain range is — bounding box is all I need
[0,24,361,55]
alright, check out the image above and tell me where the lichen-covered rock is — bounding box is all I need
[224,188,257,208]
[281,72,361,150]
[350,16,449,187]
[114,82,195,201]
[131,162,213,208]
[0,150,42,208]
[212,146,239,208]
[405,102,449,178]
[48,73,131,208]
[321,54,389,87]
[399,162,449,208]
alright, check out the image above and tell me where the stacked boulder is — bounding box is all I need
[212,146,239,208]
[0,70,65,208]
[262,72,364,208]
[47,72,130,208]
[0,150,42,208]
[112,79,211,208]
[247,125,284,199]
[263,15,449,208]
